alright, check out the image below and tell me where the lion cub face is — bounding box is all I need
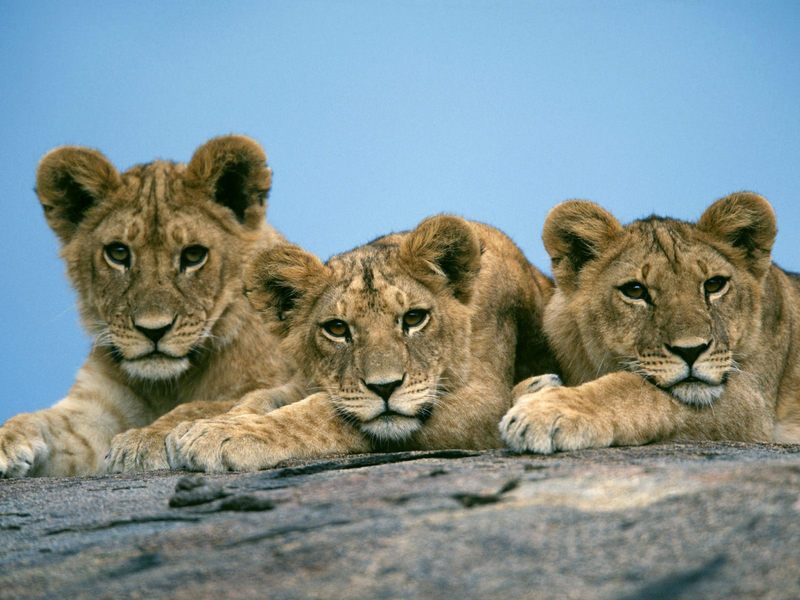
[246,216,480,442]
[544,193,776,407]
[36,136,273,381]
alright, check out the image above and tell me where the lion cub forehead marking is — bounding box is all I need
[124,161,183,211]
[125,220,142,242]
[152,161,170,202]
[626,222,719,286]
[164,214,205,247]
[170,226,186,246]
[115,162,205,248]
[330,262,412,320]
[649,222,692,269]
[347,267,395,312]
[395,290,407,309]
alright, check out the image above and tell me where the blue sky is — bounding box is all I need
[1,1,799,422]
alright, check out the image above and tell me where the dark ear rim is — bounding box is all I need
[542,200,623,289]
[35,146,121,243]
[697,191,776,278]
[399,214,482,303]
[185,134,272,227]
[244,243,329,331]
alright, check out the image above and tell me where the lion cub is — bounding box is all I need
[501,192,800,453]
[0,136,294,477]
[164,215,556,472]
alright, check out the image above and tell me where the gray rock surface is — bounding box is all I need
[1,443,799,599]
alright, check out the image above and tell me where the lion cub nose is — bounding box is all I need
[364,376,405,402]
[665,340,711,367]
[134,316,175,344]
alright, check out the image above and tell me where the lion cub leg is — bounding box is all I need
[500,371,684,454]
[105,381,307,473]
[511,374,563,402]
[165,393,371,472]
[105,399,239,473]
[0,368,151,477]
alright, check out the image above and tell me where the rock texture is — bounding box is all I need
[1,443,799,599]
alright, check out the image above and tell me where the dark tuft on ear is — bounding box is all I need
[542,200,623,291]
[244,243,329,333]
[399,215,482,302]
[35,146,121,243]
[185,135,272,228]
[697,191,776,278]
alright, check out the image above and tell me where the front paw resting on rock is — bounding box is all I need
[0,416,49,478]
[165,415,282,473]
[105,427,170,473]
[500,386,613,454]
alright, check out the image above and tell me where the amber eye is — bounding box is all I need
[322,319,350,340]
[704,276,729,295]
[104,242,130,268]
[181,245,208,271]
[618,281,650,302]
[402,309,429,331]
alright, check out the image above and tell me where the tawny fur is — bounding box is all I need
[500,192,800,454]
[0,136,295,477]
[164,215,557,472]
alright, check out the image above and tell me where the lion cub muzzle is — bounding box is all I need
[363,374,405,404]
[133,314,176,344]
[358,371,433,443]
[665,338,711,370]
[117,310,197,380]
[647,336,730,407]
[352,349,435,440]
[360,371,419,420]
[358,347,419,417]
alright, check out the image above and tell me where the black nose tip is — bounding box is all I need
[666,342,710,367]
[365,378,404,402]
[135,322,173,344]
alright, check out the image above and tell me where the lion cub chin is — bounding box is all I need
[501,191,800,454]
[0,136,295,477]
[163,214,557,473]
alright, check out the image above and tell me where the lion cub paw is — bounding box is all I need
[165,416,277,473]
[511,374,563,402]
[105,427,170,473]
[499,386,613,454]
[0,416,49,478]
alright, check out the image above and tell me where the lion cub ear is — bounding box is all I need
[245,244,330,333]
[35,146,122,244]
[542,200,623,291]
[697,192,776,279]
[185,135,272,229]
[399,215,482,303]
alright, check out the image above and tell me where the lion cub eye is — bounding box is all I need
[322,319,351,341]
[104,242,131,269]
[704,276,729,296]
[402,309,430,332]
[180,245,209,271]
[618,281,650,302]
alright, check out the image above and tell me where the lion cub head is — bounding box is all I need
[544,192,777,407]
[37,135,275,381]
[246,215,481,443]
